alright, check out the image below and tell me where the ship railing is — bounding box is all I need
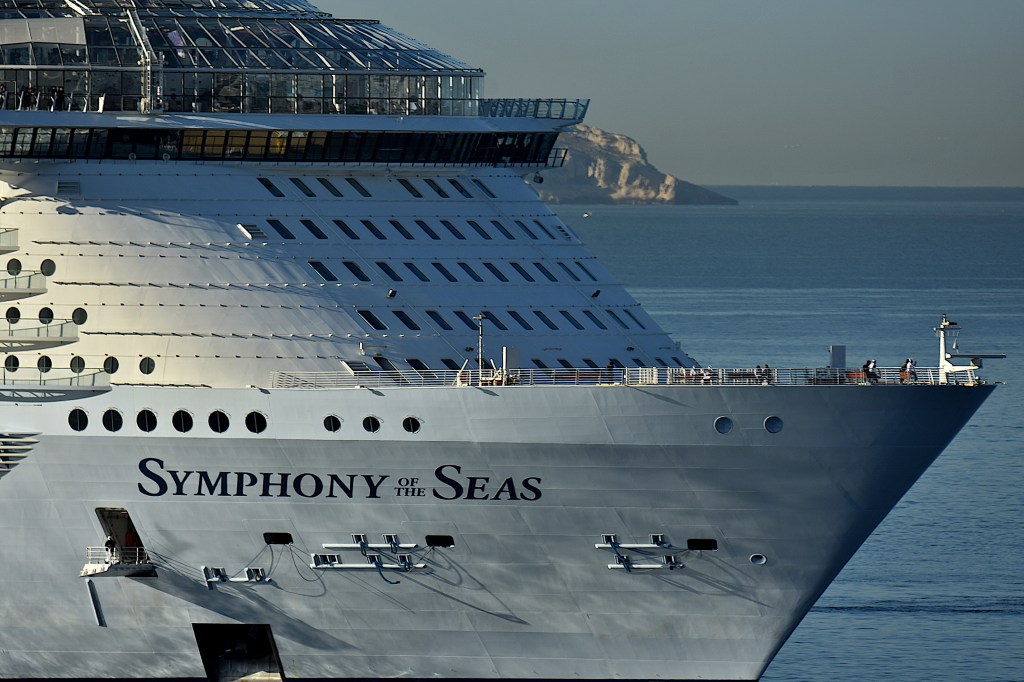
[0,319,78,339]
[84,546,151,566]
[0,368,109,388]
[0,271,46,292]
[478,98,590,120]
[271,366,966,389]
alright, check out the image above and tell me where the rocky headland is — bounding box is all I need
[535,124,736,205]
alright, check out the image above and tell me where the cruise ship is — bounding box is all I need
[0,0,999,679]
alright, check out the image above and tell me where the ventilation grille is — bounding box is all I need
[0,432,39,480]
[56,181,81,195]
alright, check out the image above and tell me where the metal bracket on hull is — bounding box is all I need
[312,534,425,583]
[596,534,684,571]
[202,565,270,587]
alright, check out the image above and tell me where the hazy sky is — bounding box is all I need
[325,1,1023,187]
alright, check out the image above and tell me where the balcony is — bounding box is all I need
[0,319,77,350]
[0,272,46,301]
[0,229,17,255]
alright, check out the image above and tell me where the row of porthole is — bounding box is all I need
[714,415,784,434]
[67,408,423,435]
[7,258,56,277]
[5,306,87,325]
[5,355,153,374]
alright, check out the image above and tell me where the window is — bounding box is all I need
[534,262,558,282]
[510,262,535,282]
[557,262,581,282]
[557,358,574,368]
[432,262,458,282]
[69,408,88,431]
[583,310,608,330]
[266,219,295,239]
[407,358,430,371]
[324,415,342,432]
[457,262,483,282]
[37,356,52,373]
[290,177,315,197]
[576,260,598,281]
[440,220,465,240]
[583,358,599,368]
[376,262,403,282]
[246,411,268,434]
[318,177,343,197]
[397,178,422,197]
[362,416,382,433]
[137,409,157,432]
[441,358,460,370]
[346,177,371,197]
[483,262,509,282]
[453,311,478,330]
[172,410,193,433]
[300,219,328,240]
[426,310,453,331]
[624,309,648,330]
[209,411,230,433]
[332,219,360,239]
[532,358,548,368]
[361,220,387,240]
[606,309,629,329]
[343,261,371,282]
[70,356,85,373]
[4,355,17,372]
[402,417,422,433]
[389,219,415,240]
[414,220,440,240]
[471,178,497,198]
[308,261,338,282]
[103,357,119,374]
[490,220,515,240]
[466,220,491,240]
[393,310,421,330]
[424,178,449,198]
[515,220,538,240]
[404,262,430,282]
[139,357,155,374]
[533,310,558,330]
[72,307,88,325]
[357,310,388,331]
[448,179,473,198]
[481,311,507,331]
[533,220,556,239]
[560,310,585,330]
[507,310,533,330]
[257,177,284,197]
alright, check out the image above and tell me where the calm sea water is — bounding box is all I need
[556,188,1024,682]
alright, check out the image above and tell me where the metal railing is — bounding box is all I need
[0,272,45,292]
[272,366,974,390]
[85,546,151,565]
[0,368,108,387]
[0,319,78,340]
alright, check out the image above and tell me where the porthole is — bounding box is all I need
[764,416,784,434]
[39,307,54,324]
[102,409,123,432]
[245,411,268,434]
[208,410,230,433]
[402,416,421,433]
[102,357,119,374]
[71,307,87,325]
[40,259,56,276]
[139,357,155,374]
[3,355,17,372]
[70,356,85,373]
[172,410,193,433]
[137,409,157,432]
[714,416,733,434]
[323,415,342,432]
[5,307,19,324]
[37,356,52,373]
[750,554,768,565]
[68,408,88,431]
[6,258,21,276]
[362,416,381,433]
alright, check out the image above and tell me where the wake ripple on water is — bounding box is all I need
[814,597,1024,616]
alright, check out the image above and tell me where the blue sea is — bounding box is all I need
[556,188,1024,682]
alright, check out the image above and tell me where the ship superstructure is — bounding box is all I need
[0,1,998,680]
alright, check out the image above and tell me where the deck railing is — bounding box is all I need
[84,546,151,565]
[272,366,974,390]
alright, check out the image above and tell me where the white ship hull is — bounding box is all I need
[0,381,992,680]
